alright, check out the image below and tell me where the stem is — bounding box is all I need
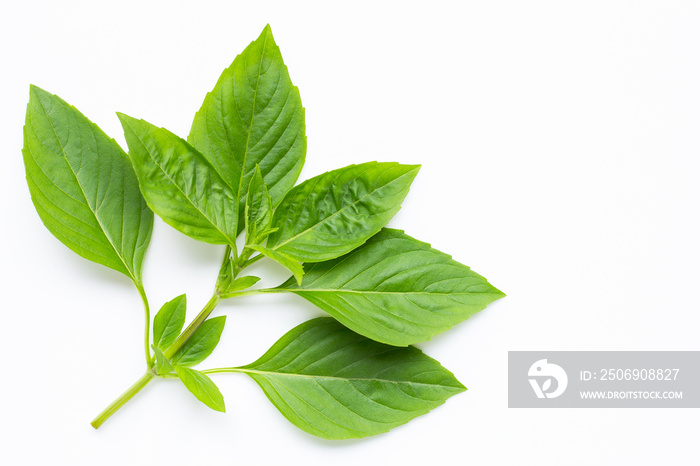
[135,282,153,368]
[221,245,232,268]
[91,370,154,429]
[234,246,256,275]
[241,252,264,269]
[92,245,256,428]
[90,290,220,428]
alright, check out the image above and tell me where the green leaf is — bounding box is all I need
[226,275,261,293]
[239,317,465,439]
[277,229,505,346]
[249,245,303,285]
[117,113,238,247]
[153,294,187,351]
[266,162,419,263]
[245,165,274,244]
[214,248,236,293]
[153,346,174,375]
[22,86,153,284]
[175,366,225,412]
[170,316,226,367]
[189,24,305,229]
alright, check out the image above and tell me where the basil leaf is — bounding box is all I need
[22,86,153,284]
[153,294,187,351]
[249,245,304,285]
[175,366,225,412]
[226,275,261,293]
[214,249,236,293]
[239,317,465,439]
[265,162,419,263]
[245,165,274,245]
[277,229,505,346]
[153,347,174,375]
[215,253,262,294]
[189,24,305,228]
[117,114,238,247]
[170,316,226,367]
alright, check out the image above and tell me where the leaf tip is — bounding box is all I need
[455,377,468,392]
[489,284,506,300]
[115,112,136,130]
[115,112,144,137]
[406,163,422,175]
[258,24,274,43]
[27,84,55,107]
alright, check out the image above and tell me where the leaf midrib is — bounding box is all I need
[238,368,464,390]
[237,30,269,202]
[286,288,500,296]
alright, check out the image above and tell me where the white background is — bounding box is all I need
[1,1,698,464]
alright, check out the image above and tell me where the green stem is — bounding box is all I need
[90,292,220,428]
[90,290,220,428]
[235,246,256,275]
[135,282,153,368]
[92,246,258,428]
[90,370,155,429]
[240,252,264,269]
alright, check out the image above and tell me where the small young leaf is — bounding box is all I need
[226,275,261,293]
[153,347,174,375]
[170,316,226,367]
[214,249,236,294]
[265,162,420,263]
[215,252,265,294]
[117,114,238,247]
[239,317,465,440]
[175,366,225,412]
[189,24,306,229]
[22,86,153,284]
[153,294,187,351]
[249,245,303,285]
[245,165,274,244]
[276,228,505,346]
